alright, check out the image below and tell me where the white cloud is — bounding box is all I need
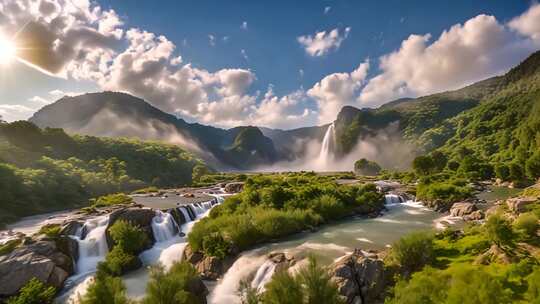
[297,27,351,57]
[208,34,216,46]
[241,21,248,30]
[0,104,36,121]
[308,61,369,124]
[357,13,540,107]
[241,49,248,61]
[324,6,331,14]
[509,3,540,41]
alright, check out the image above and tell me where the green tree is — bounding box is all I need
[495,163,510,181]
[298,257,343,304]
[354,158,382,176]
[430,151,448,172]
[390,231,434,275]
[513,212,539,239]
[526,151,540,180]
[508,162,525,183]
[6,278,56,304]
[525,267,540,304]
[412,156,434,176]
[80,268,130,304]
[108,220,149,254]
[485,214,514,248]
[262,270,303,304]
[143,262,202,304]
[192,164,210,182]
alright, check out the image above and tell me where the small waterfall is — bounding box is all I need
[75,216,109,274]
[385,194,404,205]
[178,207,191,223]
[151,210,177,242]
[251,260,277,293]
[317,122,336,169]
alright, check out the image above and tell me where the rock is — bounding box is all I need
[450,202,478,217]
[187,277,209,304]
[183,245,204,265]
[183,244,236,280]
[224,182,244,193]
[106,207,156,250]
[506,197,536,213]
[463,210,485,221]
[424,199,453,213]
[60,220,82,236]
[329,249,385,304]
[475,244,513,265]
[0,240,73,297]
[56,235,79,262]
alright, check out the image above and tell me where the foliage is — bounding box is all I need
[412,155,435,176]
[188,174,383,255]
[484,214,514,247]
[526,151,540,180]
[90,193,133,208]
[38,224,62,238]
[262,270,303,304]
[354,158,381,176]
[142,262,203,304]
[0,238,22,255]
[526,267,540,303]
[416,178,472,204]
[108,220,149,254]
[513,212,539,239]
[192,164,210,182]
[102,246,141,276]
[389,231,435,275]
[80,268,130,304]
[6,278,56,304]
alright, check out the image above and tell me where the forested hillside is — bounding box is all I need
[0,121,204,227]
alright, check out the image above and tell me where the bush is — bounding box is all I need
[485,214,514,247]
[495,163,510,181]
[526,151,540,180]
[412,155,435,175]
[102,246,141,276]
[108,220,149,254]
[390,231,434,275]
[354,158,381,176]
[263,270,303,304]
[202,232,230,259]
[6,278,56,304]
[525,267,540,303]
[513,212,539,239]
[0,238,22,255]
[143,262,202,304]
[298,257,343,304]
[311,194,347,221]
[91,193,133,208]
[416,181,471,204]
[80,269,129,304]
[38,224,61,238]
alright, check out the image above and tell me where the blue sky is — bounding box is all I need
[0,0,538,128]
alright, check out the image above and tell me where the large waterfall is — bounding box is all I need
[75,216,109,274]
[316,122,336,169]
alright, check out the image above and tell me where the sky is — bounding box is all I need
[0,0,539,129]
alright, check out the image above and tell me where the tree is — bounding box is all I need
[390,231,435,275]
[525,151,540,180]
[430,151,448,172]
[485,214,514,248]
[192,164,210,182]
[412,155,434,175]
[513,212,539,239]
[6,278,56,304]
[298,257,344,304]
[508,162,525,183]
[495,163,510,181]
[143,262,202,304]
[262,270,303,304]
[354,158,381,176]
[80,268,130,304]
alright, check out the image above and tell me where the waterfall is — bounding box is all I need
[317,122,336,169]
[251,260,277,293]
[178,207,191,223]
[385,194,403,205]
[151,210,177,242]
[75,216,109,274]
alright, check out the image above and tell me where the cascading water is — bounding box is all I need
[151,210,177,242]
[384,194,404,205]
[317,122,336,169]
[250,260,277,293]
[75,215,109,274]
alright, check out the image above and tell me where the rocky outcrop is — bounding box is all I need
[224,182,244,193]
[183,245,238,280]
[463,210,485,221]
[475,244,514,265]
[106,207,156,250]
[329,249,386,304]
[267,252,296,272]
[0,238,74,298]
[506,197,536,213]
[423,199,454,213]
[187,276,209,304]
[449,202,477,217]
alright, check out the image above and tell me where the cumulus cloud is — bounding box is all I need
[297,27,351,57]
[308,61,369,124]
[509,3,540,41]
[357,13,540,106]
[0,104,36,121]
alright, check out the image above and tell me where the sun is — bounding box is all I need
[0,35,17,65]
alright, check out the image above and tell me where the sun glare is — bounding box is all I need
[0,35,16,65]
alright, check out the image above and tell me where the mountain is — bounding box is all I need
[29,92,284,169]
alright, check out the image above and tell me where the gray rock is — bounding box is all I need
[60,220,82,236]
[106,207,156,251]
[224,182,244,193]
[329,249,385,304]
[450,202,477,217]
[506,198,536,213]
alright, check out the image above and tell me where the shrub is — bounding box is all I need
[513,212,539,239]
[311,194,347,221]
[387,267,447,304]
[416,181,471,204]
[297,256,343,304]
[91,193,133,208]
[485,214,514,247]
[354,158,381,176]
[412,155,435,175]
[526,151,540,180]
[390,231,434,275]
[108,220,149,254]
[525,267,540,303]
[38,224,62,238]
[202,232,230,259]
[102,246,141,276]
[263,270,303,304]
[143,262,202,304]
[495,163,510,181]
[6,278,56,304]
[0,238,22,256]
[80,269,129,304]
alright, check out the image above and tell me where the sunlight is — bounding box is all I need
[0,34,16,65]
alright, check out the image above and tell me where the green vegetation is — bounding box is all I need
[101,220,149,275]
[416,176,472,206]
[244,256,343,304]
[0,238,22,256]
[354,158,381,176]
[388,231,435,275]
[37,224,62,238]
[6,278,56,304]
[80,267,131,304]
[0,121,205,227]
[188,173,384,257]
[90,193,133,208]
[142,262,204,304]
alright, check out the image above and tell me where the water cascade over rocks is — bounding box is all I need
[250,260,277,293]
[74,215,109,274]
[384,194,406,205]
[316,122,336,169]
[151,210,177,242]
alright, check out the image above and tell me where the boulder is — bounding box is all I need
[224,182,244,193]
[183,244,236,280]
[106,207,156,250]
[463,210,485,221]
[450,202,478,217]
[0,240,73,297]
[187,277,209,304]
[424,199,453,213]
[56,235,79,262]
[506,197,536,213]
[329,249,385,304]
[60,220,82,236]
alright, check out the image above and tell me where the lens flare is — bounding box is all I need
[0,35,16,65]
